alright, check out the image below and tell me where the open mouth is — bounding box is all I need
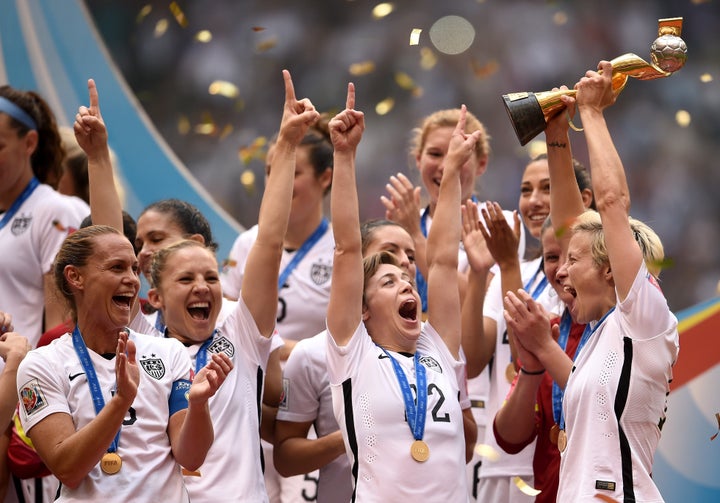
[563,285,577,298]
[112,293,134,309]
[399,299,418,321]
[187,302,211,320]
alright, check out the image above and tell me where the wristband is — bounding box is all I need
[519,366,545,376]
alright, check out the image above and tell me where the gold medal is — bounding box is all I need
[410,439,430,462]
[100,452,122,475]
[505,362,517,384]
[557,429,567,453]
[549,423,560,445]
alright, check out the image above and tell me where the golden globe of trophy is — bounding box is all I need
[502,17,687,145]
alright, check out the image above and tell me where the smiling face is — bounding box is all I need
[135,209,189,281]
[363,224,417,278]
[518,158,550,239]
[541,224,575,309]
[416,126,486,209]
[556,231,614,324]
[148,244,222,345]
[363,260,421,352]
[72,233,140,331]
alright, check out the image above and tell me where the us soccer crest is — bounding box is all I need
[140,355,166,379]
[208,335,235,358]
[11,214,32,236]
[419,355,442,374]
[310,261,332,285]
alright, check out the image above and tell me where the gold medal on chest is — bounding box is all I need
[101,452,122,475]
[410,439,430,462]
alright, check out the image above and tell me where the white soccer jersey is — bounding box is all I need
[221,224,334,343]
[477,257,562,482]
[277,331,352,503]
[16,329,192,502]
[327,321,467,501]
[130,298,274,502]
[558,263,678,502]
[0,184,89,347]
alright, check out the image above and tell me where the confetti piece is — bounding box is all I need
[594,494,619,503]
[700,73,713,83]
[349,61,376,76]
[169,1,188,28]
[154,18,169,38]
[375,98,394,116]
[177,115,191,135]
[394,72,416,91]
[675,110,691,127]
[195,30,212,43]
[240,169,256,194]
[648,257,675,270]
[251,26,266,32]
[256,37,278,53]
[52,220,67,232]
[553,11,569,26]
[474,443,500,462]
[409,28,422,45]
[209,80,240,99]
[219,124,234,141]
[471,59,499,79]
[239,137,268,165]
[136,5,152,24]
[419,47,437,70]
[711,412,720,440]
[513,476,541,496]
[372,3,395,20]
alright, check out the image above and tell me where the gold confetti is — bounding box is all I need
[700,73,713,83]
[472,59,499,79]
[375,98,395,115]
[419,47,437,70]
[240,169,256,194]
[194,113,217,136]
[169,1,188,28]
[372,3,395,20]
[136,5,152,24]
[513,476,541,497]
[594,494,619,503]
[473,443,500,462]
[711,412,720,441]
[195,30,212,43]
[256,37,278,53]
[209,80,240,99]
[553,11,569,26]
[395,72,416,91]
[675,110,691,127]
[177,115,191,135]
[409,28,422,45]
[649,257,675,270]
[52,220,67,232]
[349,61,376,76]
[239,137,268,165]
[154,18,169,38]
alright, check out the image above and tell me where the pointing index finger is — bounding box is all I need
[346,82,355,110]
[87,78,100,115]
[282,69,296,104]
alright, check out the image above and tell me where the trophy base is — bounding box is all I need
[502,93,547,146]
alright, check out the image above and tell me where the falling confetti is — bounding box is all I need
[675,110,691,127]
[239,136,268,165]
[252,26,266,32]
[513,476,541,496]
[136,5,152,24]
[240,169,257,195]
[256,37,278,53]
[169,1,188,28]
[372,3,395,20]
[594,494,619,503]
[209,80,240,99]
[177,115,191,135]
[409,28,422,46]
[700,73,713,83]
[154,18,169,38]
[195,30,212,43]
[375,98,395,115]
[419,47,437,70]
[349,61,376,76]
[474,443,500,462]
[471,59,499,79]
[553,11,569,26]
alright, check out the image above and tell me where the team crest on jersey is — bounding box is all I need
[278,378,289,410]
[11,215,32,236]
[646,272,663,293]
[310,262,332,285]
[419,355,442,373]
[20,379,48,416]
[208,335,235,358]
[140,355,166,379]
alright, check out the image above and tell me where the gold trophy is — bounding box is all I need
[502,17,687,145]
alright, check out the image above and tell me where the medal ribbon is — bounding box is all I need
[379,347,427,441]
[0,177,39,231]
[194,330,216,375]
[277,217,329,290]
[557,306,616,430]
[71,326,121,454]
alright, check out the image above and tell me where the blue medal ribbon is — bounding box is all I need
[194,331,216,375]
[71,326,121,454]
[277,218,329,290]
[379,347,427,441]
[557,306,616,430]
[0,177,39,231]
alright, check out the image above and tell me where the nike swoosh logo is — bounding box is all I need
[69,372,85,381]
[378,354,389,359]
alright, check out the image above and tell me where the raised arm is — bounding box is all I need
[326,83,365,346]
[575,61,641,301]
[242,70,319,337]
[426,105,481,359]
[74,79,123,231]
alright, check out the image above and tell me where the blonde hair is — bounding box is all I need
[410,108,490,161]
[572,210,665,277]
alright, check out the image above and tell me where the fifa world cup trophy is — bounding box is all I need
[502,17,687,145]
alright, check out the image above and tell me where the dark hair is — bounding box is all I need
[532,153,596,210]
[140,199,218,251]
[80,211,139,255]
[53,225,123,321]
[149,239,213,289]
[0,85,64,188]
[360,219,406,255]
